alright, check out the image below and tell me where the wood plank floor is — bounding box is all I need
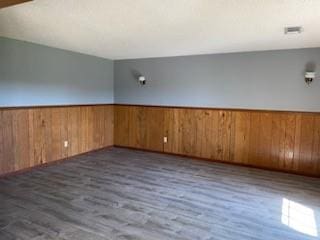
[0,147,320,240]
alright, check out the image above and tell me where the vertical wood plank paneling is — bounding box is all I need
[114,106,130,147]
[92,106,101,149]
[51,108,62,161]
[43,108,53,163]
[2,111,14,173]
[180,109,198,156]
[92,106,106,149]
[31,108,44,165]
[293,114,302,172]
[97,106,106,148]
[98,106,105,148]
[202,110,220,160]
[270,113,284,169]
[195,110,207,158]
[28,109,35,167]
[260,113,273,167]
[164,108,178,154]
[217,110,233,161]
[60,107,69,159]
[67,107,80,157]
[232,111,250,164]
[248,112,272,168]
[12,109,30,171]
[87,106,95,152]
[1,104,320,177]
[299,115,316,174]
[248,112,260,166]
[128,106,144,148]
[282,114,296,171]
[29,108,52,164]
[200,110,216,159]
[229,111,236,162]
[0,110,3,174]
[79,106,89,153]
[0,105,114,176]
[51,107,68,161]
[104,105,114,147]
[144,107,164,151]
[314,115,320,173]
[115,105,320,176]
[126,106,164,151]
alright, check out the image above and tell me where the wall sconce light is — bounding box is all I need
[305,71,315,85]
[138,75,146,85]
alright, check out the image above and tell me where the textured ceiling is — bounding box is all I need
[0,0,320,60]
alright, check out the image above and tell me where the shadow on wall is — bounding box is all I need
[131,69,142,83]
[305,62,316,73]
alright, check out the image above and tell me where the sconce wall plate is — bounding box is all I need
[305,72,315,85]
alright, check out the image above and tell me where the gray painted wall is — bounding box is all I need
[0,37,113,107]
[1,36,320,111]
[115,48,320,112]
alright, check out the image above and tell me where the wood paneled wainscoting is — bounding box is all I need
[0,105,113,176]
[114,105,320,177]
[1,104,319,177]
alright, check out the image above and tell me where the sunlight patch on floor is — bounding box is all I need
[282,198,318,237]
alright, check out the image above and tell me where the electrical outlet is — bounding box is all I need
[64,141,68,148]
[163,137,168,143]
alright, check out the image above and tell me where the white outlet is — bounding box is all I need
[163,137,168,143]
[64,141,68,148]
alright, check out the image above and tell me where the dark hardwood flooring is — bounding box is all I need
[0,147,320,240]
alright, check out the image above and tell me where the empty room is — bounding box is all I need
[1,0,320,239]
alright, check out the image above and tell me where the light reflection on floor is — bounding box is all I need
[282,198,318,237]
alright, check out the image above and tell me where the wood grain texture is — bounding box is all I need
[115,106,164,151]
[0,105,113,176]
[0,0,32,8]
[1,147,320,240]
[114,105,320,176]
[1,104,319,177]
[114,105,130,147]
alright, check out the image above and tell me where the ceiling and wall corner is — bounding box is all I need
[0,0,319,60]
[1,1,320,111]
